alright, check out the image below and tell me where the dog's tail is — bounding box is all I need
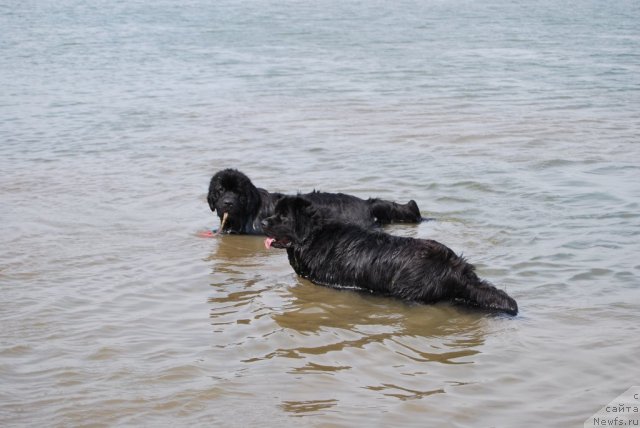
[456,265,518,315]
[467,279,518,315]
[369,199,423,224]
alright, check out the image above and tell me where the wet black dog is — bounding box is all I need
[262,196,518,315]
[207,169,422,234]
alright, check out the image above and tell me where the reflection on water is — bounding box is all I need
[204,234,490,418]
[205,234,269,264]
[280,398,338,416]
[364,384,445,401]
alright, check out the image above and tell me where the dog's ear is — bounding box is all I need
[207,176,219,212]
[269,193,285,210]
[293,197,327,230]
[289,197,315,241]
[292,196,313,213]
[293,196,326,220]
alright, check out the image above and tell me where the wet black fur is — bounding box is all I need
[207,169,422,234]
[262,196,518,316]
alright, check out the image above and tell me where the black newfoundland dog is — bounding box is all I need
[262,196,518,316]
[207,169,422,234]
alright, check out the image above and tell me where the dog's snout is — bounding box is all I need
[223,199,234,208]
[260,219,269,229]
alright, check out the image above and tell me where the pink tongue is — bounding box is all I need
[264,237,275,249]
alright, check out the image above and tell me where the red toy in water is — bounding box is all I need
[198,213,229,238]
[197,230,217,238]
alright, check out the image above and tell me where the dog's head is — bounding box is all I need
[262,196,324,249]
[207,169,261,231]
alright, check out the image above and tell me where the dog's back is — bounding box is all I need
[303,192,376,228]
[208,168,422,234]
[288,222,518,315]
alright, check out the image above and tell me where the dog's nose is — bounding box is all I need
[223,199,234,208]
[260,219,269,229]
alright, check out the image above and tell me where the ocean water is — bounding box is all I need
[1,0,639,426]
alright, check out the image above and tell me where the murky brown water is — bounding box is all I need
[2,1,640,426]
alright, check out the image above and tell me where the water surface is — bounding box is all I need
[1,0,639,426]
